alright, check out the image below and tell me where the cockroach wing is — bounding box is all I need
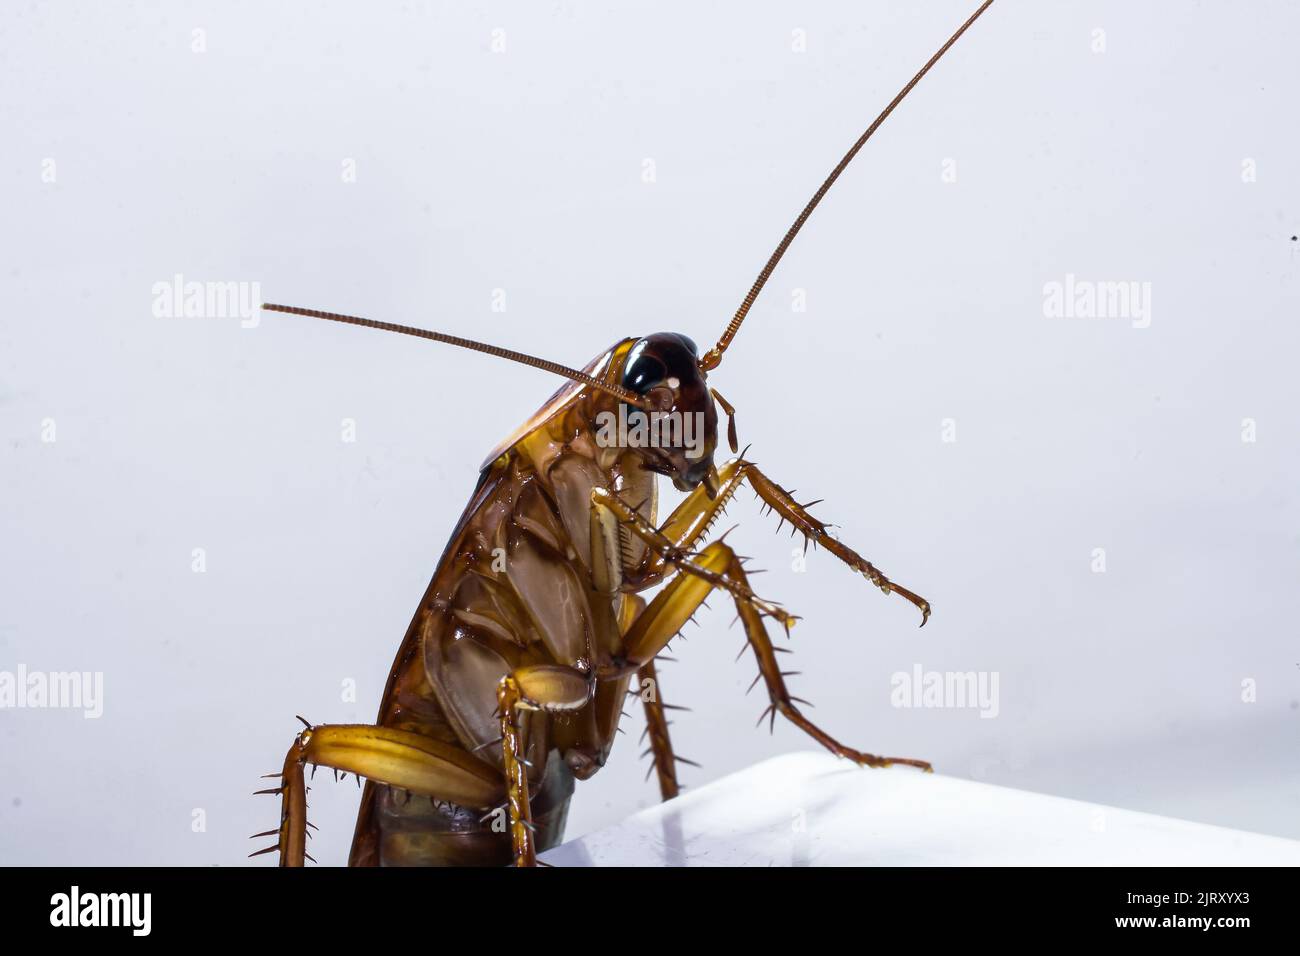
[505,529,598,666]
[479,338,636,471]
[421,618,513,765]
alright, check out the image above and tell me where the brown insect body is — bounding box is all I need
[253,1,996,867]
[350,338,658,866]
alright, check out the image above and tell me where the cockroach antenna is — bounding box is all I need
[699,0,996,372]
[260,303,650,407]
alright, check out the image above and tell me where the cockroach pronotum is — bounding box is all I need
[252,0,996,867]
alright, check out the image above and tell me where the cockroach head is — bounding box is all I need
[615,332,721,495]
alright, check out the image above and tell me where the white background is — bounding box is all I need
[1,1,1297,865]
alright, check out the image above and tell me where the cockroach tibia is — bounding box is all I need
[252,0,995,867]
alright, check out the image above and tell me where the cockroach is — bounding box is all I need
[252,1,995,867]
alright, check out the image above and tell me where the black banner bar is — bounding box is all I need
[0,866,1289,942]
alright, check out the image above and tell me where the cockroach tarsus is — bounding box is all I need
[251,1,995,867]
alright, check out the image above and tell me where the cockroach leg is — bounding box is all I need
[262,723,504,867]
[617,540,930,772]
[496,665,595,867]
[618,540,738,666]
[636,659,681,801]
[743,464,931,626]
[625,459,931,626]
[725,549,931,772]
[622,459,751,589]
[591,487,795,628]
[496,676,535,867]
[619,594,682,799]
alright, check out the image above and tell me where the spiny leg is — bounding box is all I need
[636,658,683,801]
[495,664,593,867]
[743,462,931,625]
[496,677,534,867]
[614,540,929,770]
[621,458,751,589]
[725,550,930,770]
[591,486,794,629]
[616,590,685,801]
[621,457,930,626]
[256,723,504,867]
